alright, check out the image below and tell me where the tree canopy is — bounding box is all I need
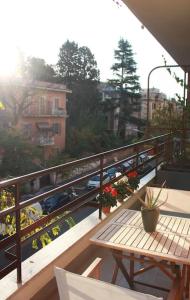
[23,57,57,82]
[108,38,141,139]
[57,40,99,87]
[57,40,105,152]
[0,82,34,126]
[0,130,42,178]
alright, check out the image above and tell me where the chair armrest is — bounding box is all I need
[82,257,103,279]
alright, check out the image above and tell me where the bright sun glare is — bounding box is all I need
[0,0,184,98]
[0,47,18,77]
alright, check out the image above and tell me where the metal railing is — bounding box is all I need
[23,108,66,117]
[0,133,172,283]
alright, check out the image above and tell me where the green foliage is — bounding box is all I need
[65,216,76,228]
[145,181,168,209]
[17,56,58,83]
[127,174,140,190]
[25,57,57,82]
[58,43,101,130]
[151,104,183,131]
[0,83,34,126]
[0,190,76,250]
[0,129,42,178]
[113,176,128,198]
[97,186,118,208]
[46,152,75,168]
[56,39,125,156]
[108,38,141,139]
[66,126,124,157]
[0,101,5,110]
[52,225,60,236]
[57,40,99,86]
[114,173,140,198]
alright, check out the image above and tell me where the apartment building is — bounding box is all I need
[140,87,182,122]
[140,88,168,120]
[0,80,71,159]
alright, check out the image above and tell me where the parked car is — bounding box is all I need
[41,188,77,214]
[137,154,152,175]
[117,161,133,173]
[106,167,118,179]
[86,172,110,190]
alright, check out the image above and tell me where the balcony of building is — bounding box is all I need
[36,136,55,146]
[0,132,190,299]
[23,108,67,118]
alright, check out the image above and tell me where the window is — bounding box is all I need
[22,123,32,138]
[24,96,32,114]
[52,123,61,134]
[54,98,59,109]
[39,96,46,114]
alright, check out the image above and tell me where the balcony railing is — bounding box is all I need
[37,136,55,146]
[23,108,66,117]
[0,133,173,283]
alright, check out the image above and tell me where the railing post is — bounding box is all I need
[165,133,173,164]
[154,139,159,182]
[99,154,104,220]
[15,183,22,283]
[134,145,139,172]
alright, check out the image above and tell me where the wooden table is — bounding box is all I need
[90,209,190,299]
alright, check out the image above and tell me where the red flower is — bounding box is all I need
[127,171,138,178]
[103,186,112,193]
[110,187,117,197]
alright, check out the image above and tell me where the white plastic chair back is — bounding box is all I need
[54,267,163,300]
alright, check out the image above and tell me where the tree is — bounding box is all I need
[24,57,57,82]
[57,40,100,128]
[0,130,42,178]
[57,40,80,86]
[57,40,124,156]
[109,38,141,139]
[57,40,99,87]
[0,82,34,126]
[0,189,75,251]
[151,102,184,138]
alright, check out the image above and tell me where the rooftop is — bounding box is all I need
[0,79,72,93]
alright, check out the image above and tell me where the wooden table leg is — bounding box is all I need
[179,265,186,300]
[130,253,134,282]
[111,264,119,284]
[185,265,190,298]
[112,250,134,289]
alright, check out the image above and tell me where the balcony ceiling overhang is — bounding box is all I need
[122,0,190,71]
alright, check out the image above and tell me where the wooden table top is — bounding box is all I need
[90,209,190,265]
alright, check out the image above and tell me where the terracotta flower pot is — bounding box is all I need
[102,206,111,215]
[141,207,160,232]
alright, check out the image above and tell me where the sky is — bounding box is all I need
[0,0,184,98]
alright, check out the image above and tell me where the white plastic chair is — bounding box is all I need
[54,266,163,300]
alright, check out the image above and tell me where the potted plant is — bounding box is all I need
[127,170,140,192]
[97,186,117,215]
[127,181,167,232]
[113,175,128,202]
[113,171,140,202]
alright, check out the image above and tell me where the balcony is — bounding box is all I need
[0,135,181,299]
[23,108,67,118]
[37,136,55,146]
[1,133,187,299]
